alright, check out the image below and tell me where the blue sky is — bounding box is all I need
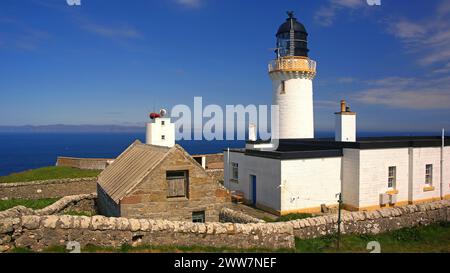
[1,0,450,132]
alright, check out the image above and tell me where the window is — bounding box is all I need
[231,162,238,181]
[388,166,396,189]
[280,81,286,94]
[192,211,205,223]
[425,164,433,185]
[161,121,165,126]
[161,135,166,140]
[166,171,188,198]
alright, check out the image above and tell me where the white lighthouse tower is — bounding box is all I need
[146,109,175,148]
[269,12,317,139]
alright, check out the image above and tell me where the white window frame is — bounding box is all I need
[231,162,238,181]
[425,164,433,185]
[388,166,396,189]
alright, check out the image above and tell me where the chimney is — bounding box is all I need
[248,123,257,141]
[335,99,356,142]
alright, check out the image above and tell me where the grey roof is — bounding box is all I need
[98,140,172,203]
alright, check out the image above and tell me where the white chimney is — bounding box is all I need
[249,123,257,141]
[335,100,356,142]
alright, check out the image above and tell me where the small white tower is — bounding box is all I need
[269,11,317,139]
[146,109,175,147]
[335,100,356,142]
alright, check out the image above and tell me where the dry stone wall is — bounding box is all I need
[289,200,450,239]
[56,157,113,170]
[0,215,294,252]
[0,193,97,219]
[0,178,97,200]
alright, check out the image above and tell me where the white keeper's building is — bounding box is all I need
[223,12,450,215]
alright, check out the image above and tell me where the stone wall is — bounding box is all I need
[56,157,113,170]
[0,178,97,200]
[0,216,294,252]
[206,169,224,183]
[0,193,97,219]
[1,197,449,252]
[219,208,265,224]
[289,200,450,239]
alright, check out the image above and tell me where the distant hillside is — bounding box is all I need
[0,125,145,133]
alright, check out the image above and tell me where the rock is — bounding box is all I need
[129,219,141,232]
[42,216,59,229]
[139,219,150,231]
[57,215,74,229]
[0,245,10,253]
[21,215,41,230]
[116,218,130,231]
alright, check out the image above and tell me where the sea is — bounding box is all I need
[0,131,441,177]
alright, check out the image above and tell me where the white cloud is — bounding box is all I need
[314,0,365,26]
[387,0,450,68]
[353,75,450,109]
[80,21,142,40]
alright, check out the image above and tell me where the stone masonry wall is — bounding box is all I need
[289,200,450,239]
[206,169,224,183]
[0,178,97,200]
[1,197,449,252]
[0,193,97,219]
[0,216,294,252]
[56,157,113,170]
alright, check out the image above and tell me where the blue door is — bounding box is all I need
[251,175,257,206]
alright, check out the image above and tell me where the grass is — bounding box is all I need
[0,198,59,211]
[263,213,315,222]
[0,166,101,183]
[64,210,97,217]
[296,222,450,253]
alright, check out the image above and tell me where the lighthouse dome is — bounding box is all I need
[275,11,309,58]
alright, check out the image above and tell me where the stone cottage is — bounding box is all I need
[97,140,230,222]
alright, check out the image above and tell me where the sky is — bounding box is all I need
[1,0,450,133]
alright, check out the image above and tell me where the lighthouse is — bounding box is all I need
[269,11,317,139]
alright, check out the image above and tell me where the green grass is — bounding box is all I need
[263,213,315,222]
[0,198,59,211]
[64,210,97,217]
[296,222,450,253]
[0,166,101,183]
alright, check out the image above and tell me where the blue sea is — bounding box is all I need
[0,132,440,177]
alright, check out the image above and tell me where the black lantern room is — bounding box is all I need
[275,11,309,58]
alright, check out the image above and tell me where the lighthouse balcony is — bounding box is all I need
[268,56,316,74]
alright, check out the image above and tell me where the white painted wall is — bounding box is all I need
[443,147,450,198]
[272,78,314,139]
[280,157,341,212]
[224,151,282,211]
[335,114,356,142]
[358,148,410,208]
[342,149,360,208]
[145,118,175,148]
[410,147,442,202]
